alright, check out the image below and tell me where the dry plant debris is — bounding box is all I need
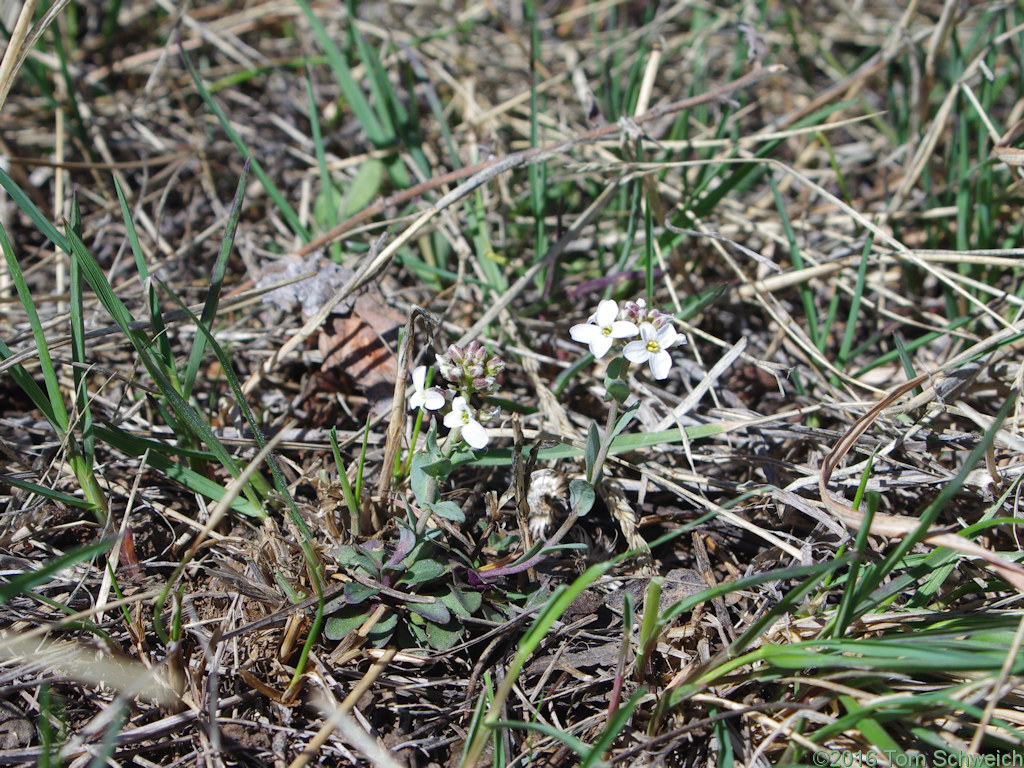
[3,1,1024,767]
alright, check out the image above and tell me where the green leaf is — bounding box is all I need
[400,558,447,585]
[423,619,464,650]
[333,543,383,576]
[324,606,396,645]
[605,378,630,404]
[604,358,631,403]
[342,581,379,605]
[408,599,450,624]
[584,422,600,477]
[440,585,482,618]
[324,610,369,640]
[343,159,384,216]
[314,182,342,232]
[333,544,361,567]
[606,356,628,380]
[418,458,454,477]
[429,500,465,523]
[410,452,445,507]
[570,479,595,516]
[610,400,641,441]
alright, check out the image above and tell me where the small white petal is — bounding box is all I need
[412,365,427,390]
[461,420,489,449]
[594,299,619,326]
[649,351,672,380]
[657,325,679,348]
[570,323,600,343]
[590,335,614,358]
[444,396,469,429]
[623,340,649,364]
[421,389,445,410]
[638,322,658,344]
[609,320,638,339]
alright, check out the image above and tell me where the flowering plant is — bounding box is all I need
[408,340,505,450]
[571,298,684,380]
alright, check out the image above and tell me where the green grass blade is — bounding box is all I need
[461,560,614,767]
[64,224,265,507]
[581,688,645,767]
[329,427,360,537]
[182,159,249,400]
[853,393,1017,614]
[179,45,308,240]
[525,0,548,266]
[0,223,70,432]
[0,333,59,427]
[490,719,589,759]
[113,178,179,392]
[770,174,819,349]
[0,167,69,253]
[0,538,110,603]
[95,425,264,517]
[837,234,874,371]
[294,0,386,146]
[0,474,98,509]
[304,72,340,260]
[828,447,879,638]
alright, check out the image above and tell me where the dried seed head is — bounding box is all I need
[527,468,568,538]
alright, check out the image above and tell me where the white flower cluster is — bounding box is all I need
[570,298,684,380]
[408,341,505,450]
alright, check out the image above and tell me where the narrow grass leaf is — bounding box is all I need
[0,324,59,427]
[67,199,94,467]
[770,174,818,349]
[837,234,874,371]
[0,167,69,252]
[113,178,179,392]
[180,45,307,240]
[294,0,387,145]
[0,538,110,603]
[183,159,249,400]
[96,424,263,517]
[330,427,360,535]
[0,223,70,432]
[0,475,98,509]
[66,226,265,508]
[860,393,1017,604]
[461,561,614,767]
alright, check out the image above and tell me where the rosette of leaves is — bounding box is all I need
[324,425,509,649]
[324,518,488,650]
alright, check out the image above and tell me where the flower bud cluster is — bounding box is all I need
[408,341,505,450]
[619,298,673,330]
[435,340,505,396]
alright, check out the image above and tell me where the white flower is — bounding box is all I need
[443,396,489,449]
[623,322,679,380]
[569,299,638,358]
[409,365,445,411]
